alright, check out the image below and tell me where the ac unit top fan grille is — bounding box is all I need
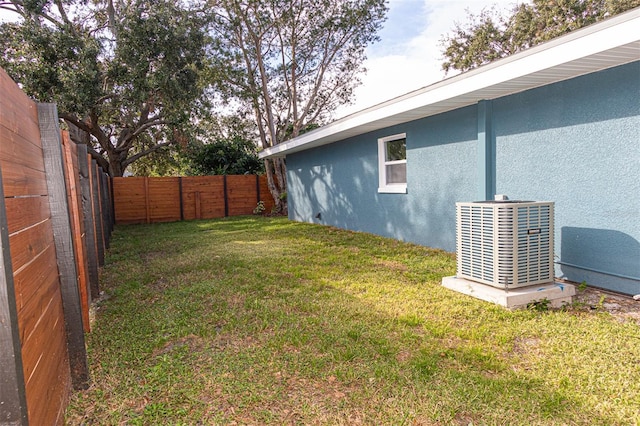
[456,200,554,289]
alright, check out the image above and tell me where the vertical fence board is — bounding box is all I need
[100,172,111,248]
[61,132,91,331]
[91,160,105,266]
[178,177,184,221]
[108,177,115,234]
[144,177,150,223]
[223,175,229,217]
[77,145,99,299]
[37,103,89,390]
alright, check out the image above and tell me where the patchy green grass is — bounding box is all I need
[66,216,640,425]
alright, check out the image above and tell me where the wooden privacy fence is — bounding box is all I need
[113,174,274,224]
[0,68,112,425]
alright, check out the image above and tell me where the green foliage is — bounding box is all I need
[0,19,102,113]
[211,0,388,144]
[578,280,588,292]
[440,0,640,73]
[208,0,388,212]
[0,0,212,176]
[527,298,552,312]
[127,146,191,177]
[187,136,263,176]
[252,201,266,215]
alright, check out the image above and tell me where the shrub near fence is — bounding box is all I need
[0,67,112,425]
[113,174,275,224]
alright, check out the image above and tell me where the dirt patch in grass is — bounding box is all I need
[571,285,640,325]
[374,258,408,272]
[512,336,541,354]
[152,335,206,357]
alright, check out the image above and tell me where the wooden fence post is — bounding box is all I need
[0,162,29,424]
[144,177,150,224]
[77,145,100,300]
[179,177,184,221]
[109,177,115,231]
[37,103,89,390]
[223,175,229,217]
[100,172,111,249]
[60,132,91,332]
[91,160,105,266]
[256,175,261,204]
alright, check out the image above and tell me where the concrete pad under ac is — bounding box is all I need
[441,276,576,309]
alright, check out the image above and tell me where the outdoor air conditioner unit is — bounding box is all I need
[456,200,554,289]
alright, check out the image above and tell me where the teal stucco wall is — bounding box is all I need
[287,105,478,251]
[286,61,640,295]
[492,61,640,295]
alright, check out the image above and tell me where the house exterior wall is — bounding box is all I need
[287,105,478,250]
[286,61,639,295]
[492,61,640,295]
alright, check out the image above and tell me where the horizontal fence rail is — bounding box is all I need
[113,175,275,224]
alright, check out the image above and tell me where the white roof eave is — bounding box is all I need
[260,8,640,159]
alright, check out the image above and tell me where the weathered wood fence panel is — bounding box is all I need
[77,144,100,299]
[0,67,113,425]
[113,175,274,224]
[90,159,107,267]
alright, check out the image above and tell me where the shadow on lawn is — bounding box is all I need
[75,217,626,425]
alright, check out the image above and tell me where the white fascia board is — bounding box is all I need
[259,8,640,159]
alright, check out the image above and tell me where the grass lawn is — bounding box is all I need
[66,216,640,425]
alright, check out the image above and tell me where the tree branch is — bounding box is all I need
[53,0,72,27]
[85,144,110,172]
[60,112,92,134]
[122,141,173,168]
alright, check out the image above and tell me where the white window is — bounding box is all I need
[378,133,407,193]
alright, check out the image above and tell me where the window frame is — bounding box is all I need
[377,133,407,193]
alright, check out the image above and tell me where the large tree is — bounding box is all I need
[0,0,211,176]
[440,0,640,74]
[209,0,388,213]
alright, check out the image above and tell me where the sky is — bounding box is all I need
[335,0,520,118]
[0,0,521,119]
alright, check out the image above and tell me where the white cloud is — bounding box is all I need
[335,0,519,118]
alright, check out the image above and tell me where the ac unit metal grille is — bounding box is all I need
[456,201,554,289]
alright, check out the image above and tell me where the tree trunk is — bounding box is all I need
[264,158,287,215]
[273,157,287,214]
